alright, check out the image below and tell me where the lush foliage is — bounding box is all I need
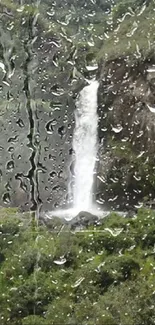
[1,0,154,64]
[0,207,155,324]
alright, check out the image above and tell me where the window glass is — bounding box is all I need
[0,1,155,324]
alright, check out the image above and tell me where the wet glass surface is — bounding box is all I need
[0,0,155,324]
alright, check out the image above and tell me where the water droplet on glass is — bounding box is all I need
[2,192,11,204]
[51,118,57,126]
[49,171,57,178]
[133,174,141,181]
[58,170,63,178]
[16,118,25,128]
[6,160,14,172]
[5,182,12,191]
[86,64,98,71]
[8,147,14,153]
[53,257,66,265]
[0,62,6,73]
[45,120,54,134]
[104,228,123,237]
[147,104,155,113]
[8,136,18,143]
[58,126,66,138]
[137,151,145,158]
[112,125,123,133]
[71,277,85,288]
[134,202,143,209]
[52,185,60,192]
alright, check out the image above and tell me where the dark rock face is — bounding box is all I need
[0,10,87,212]
[69,211,99,230]
[97,54,155,210]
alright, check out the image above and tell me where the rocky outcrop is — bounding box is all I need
[97,52,155,210]
[38,210,100,231]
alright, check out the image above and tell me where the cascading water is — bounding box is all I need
[72,80,99,212]
[49,79,101,220]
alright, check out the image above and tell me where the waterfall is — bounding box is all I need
[72,80,99,212]
[48,79,100,220]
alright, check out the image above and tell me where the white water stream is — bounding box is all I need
[49,79,101,220]
[72,80,99,212]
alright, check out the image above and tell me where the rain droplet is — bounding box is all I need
[16,118,25,128]
[133,174,141,181]
[134,202,143,209]
[137,151,145,158]
[86,64,98,71]
[112,125,123,133]
[0,61,6,73]
[147,104,155,113]
[104,228,123,237]
[50,118,57,126]
[49,154,56,161]
[58,170,63,178]
[8,147,14,153]
[6,160,14,172]
[52,185,60,192]
[47,197,52,203]
[137,130,144,138]
[49,171,57,178]
[5,182,11,191]
[108,195,118,202]
[69,148,73,155]
[8,136,18,143]
[71,277,85,288]
[45,120,54,134]
[147,67,155,73]
[2,192,11,204]
[53,257,67,265]
[137,4,146,16]
[58,126,66,138]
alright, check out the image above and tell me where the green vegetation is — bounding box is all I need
[98,0,155,60]
[1,0,154,66]
[0,207,155,324]
[104,138,155,206]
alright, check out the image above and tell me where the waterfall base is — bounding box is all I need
[42,208,128,231]
[47,205,104,221]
